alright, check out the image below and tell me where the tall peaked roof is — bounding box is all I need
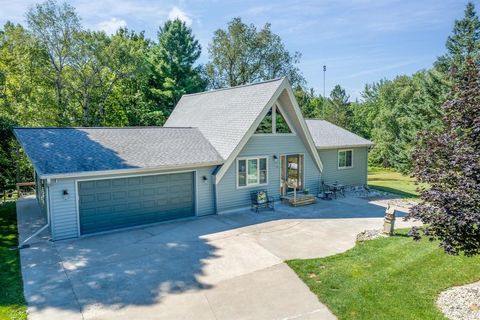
[305,119,374,149]
[164,78,285,160]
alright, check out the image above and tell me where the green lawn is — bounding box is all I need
[287,229,480,320]
[0,203,27,320]
[368,167,420,198]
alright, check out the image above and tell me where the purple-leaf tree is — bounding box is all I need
[407,59,480,256]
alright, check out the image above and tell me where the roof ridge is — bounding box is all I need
[14,126,196,130]
[183,77,285,98]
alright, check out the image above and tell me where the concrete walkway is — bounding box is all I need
[17,196,419,320]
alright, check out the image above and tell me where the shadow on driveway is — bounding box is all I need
[17,196,411,319]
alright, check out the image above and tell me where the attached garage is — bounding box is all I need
[78,172,195,235]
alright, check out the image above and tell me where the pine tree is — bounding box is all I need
[149,19,205,115]
[327,85,352,129]
[435,2,480,76]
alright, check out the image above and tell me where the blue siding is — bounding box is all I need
[216,135,321,212]
[317,147,368,186]
[48,168,217,240]
[49,179,79,240]
[196,167,216,216]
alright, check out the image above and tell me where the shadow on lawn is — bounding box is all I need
[369,185,418,199]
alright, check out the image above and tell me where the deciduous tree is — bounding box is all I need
[205,17,304,88]
[407,60,480,256]
[27,0,81,125]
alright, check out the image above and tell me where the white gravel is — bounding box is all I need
[437,281,480,320]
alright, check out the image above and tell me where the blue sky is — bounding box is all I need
[0,0,473,100]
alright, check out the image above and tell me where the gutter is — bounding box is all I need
[315,144,374,150]
[38,160,224,180]
[17,178,51,249]
[211,165,222,214]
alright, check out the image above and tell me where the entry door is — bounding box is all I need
[281,154,304,193]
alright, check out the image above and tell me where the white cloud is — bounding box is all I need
[96,17,127,34]
[168,6,192,26]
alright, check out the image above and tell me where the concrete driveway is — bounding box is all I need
[17,196,418,320]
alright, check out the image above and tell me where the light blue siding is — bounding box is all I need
[216,135,321,212]
[48,167,217,240]
[196,167,216,216]
[317,147,368,186]
[49,179,79,240]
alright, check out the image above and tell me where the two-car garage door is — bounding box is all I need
[78,172,195,235]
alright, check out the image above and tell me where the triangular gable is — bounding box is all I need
[254,105,294,134]
[213,78,323,183]
[164,78,285,160]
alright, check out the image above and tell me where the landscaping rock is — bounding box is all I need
[437,281,480,320]
[356,229,386,241]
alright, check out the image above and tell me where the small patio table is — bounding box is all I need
[326,183,345,198]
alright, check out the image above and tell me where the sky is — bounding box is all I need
[0,0,474,100]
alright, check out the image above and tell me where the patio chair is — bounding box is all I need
[250,190,275,213]
[319,181,334,200]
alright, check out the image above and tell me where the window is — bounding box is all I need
[255,108,273,133]
[238,157,268,187]
[338,149,353,169]
[254,105,293,134]
[275,108,292,133]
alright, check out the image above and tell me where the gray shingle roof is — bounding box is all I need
[305,119,374,149]
[164,78,285,160]
[14,127,223,176]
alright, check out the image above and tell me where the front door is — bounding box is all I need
[281,154,304,194]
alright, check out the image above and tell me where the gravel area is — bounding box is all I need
[437,281,480,320]
[356,229,386,241]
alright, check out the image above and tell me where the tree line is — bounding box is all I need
[0,0,479,192]
[0,0,303,191]
[297,2,479,173]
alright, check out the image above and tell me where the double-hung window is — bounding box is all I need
[338,149,353,169]
[238,157,268,187]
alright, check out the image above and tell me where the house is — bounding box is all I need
[14,78,373,240]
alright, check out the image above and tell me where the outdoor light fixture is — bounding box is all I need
[273,155,278,163]
[63,189,69,200]
[202,176,208,183]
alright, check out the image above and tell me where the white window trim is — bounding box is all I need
[338,149,354,170]
[275,102,297,135]
[236,156,269,189]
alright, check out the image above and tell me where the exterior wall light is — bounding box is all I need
[63,189,69,200]
[202,176,208,183]
[273,155,278,163]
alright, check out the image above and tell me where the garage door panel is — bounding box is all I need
[79,172,195,235]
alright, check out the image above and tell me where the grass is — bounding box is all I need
[0,203,27,320]
[287,229,480,320]
[368,167,420,198]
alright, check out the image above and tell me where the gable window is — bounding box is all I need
[338,149,353,169]
[255,105,293,134]
[238,157,268,187]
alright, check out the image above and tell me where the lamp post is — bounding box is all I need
[323,65,326,119]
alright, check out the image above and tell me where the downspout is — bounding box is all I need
[18,178,51,249]
[212,165,222,214]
